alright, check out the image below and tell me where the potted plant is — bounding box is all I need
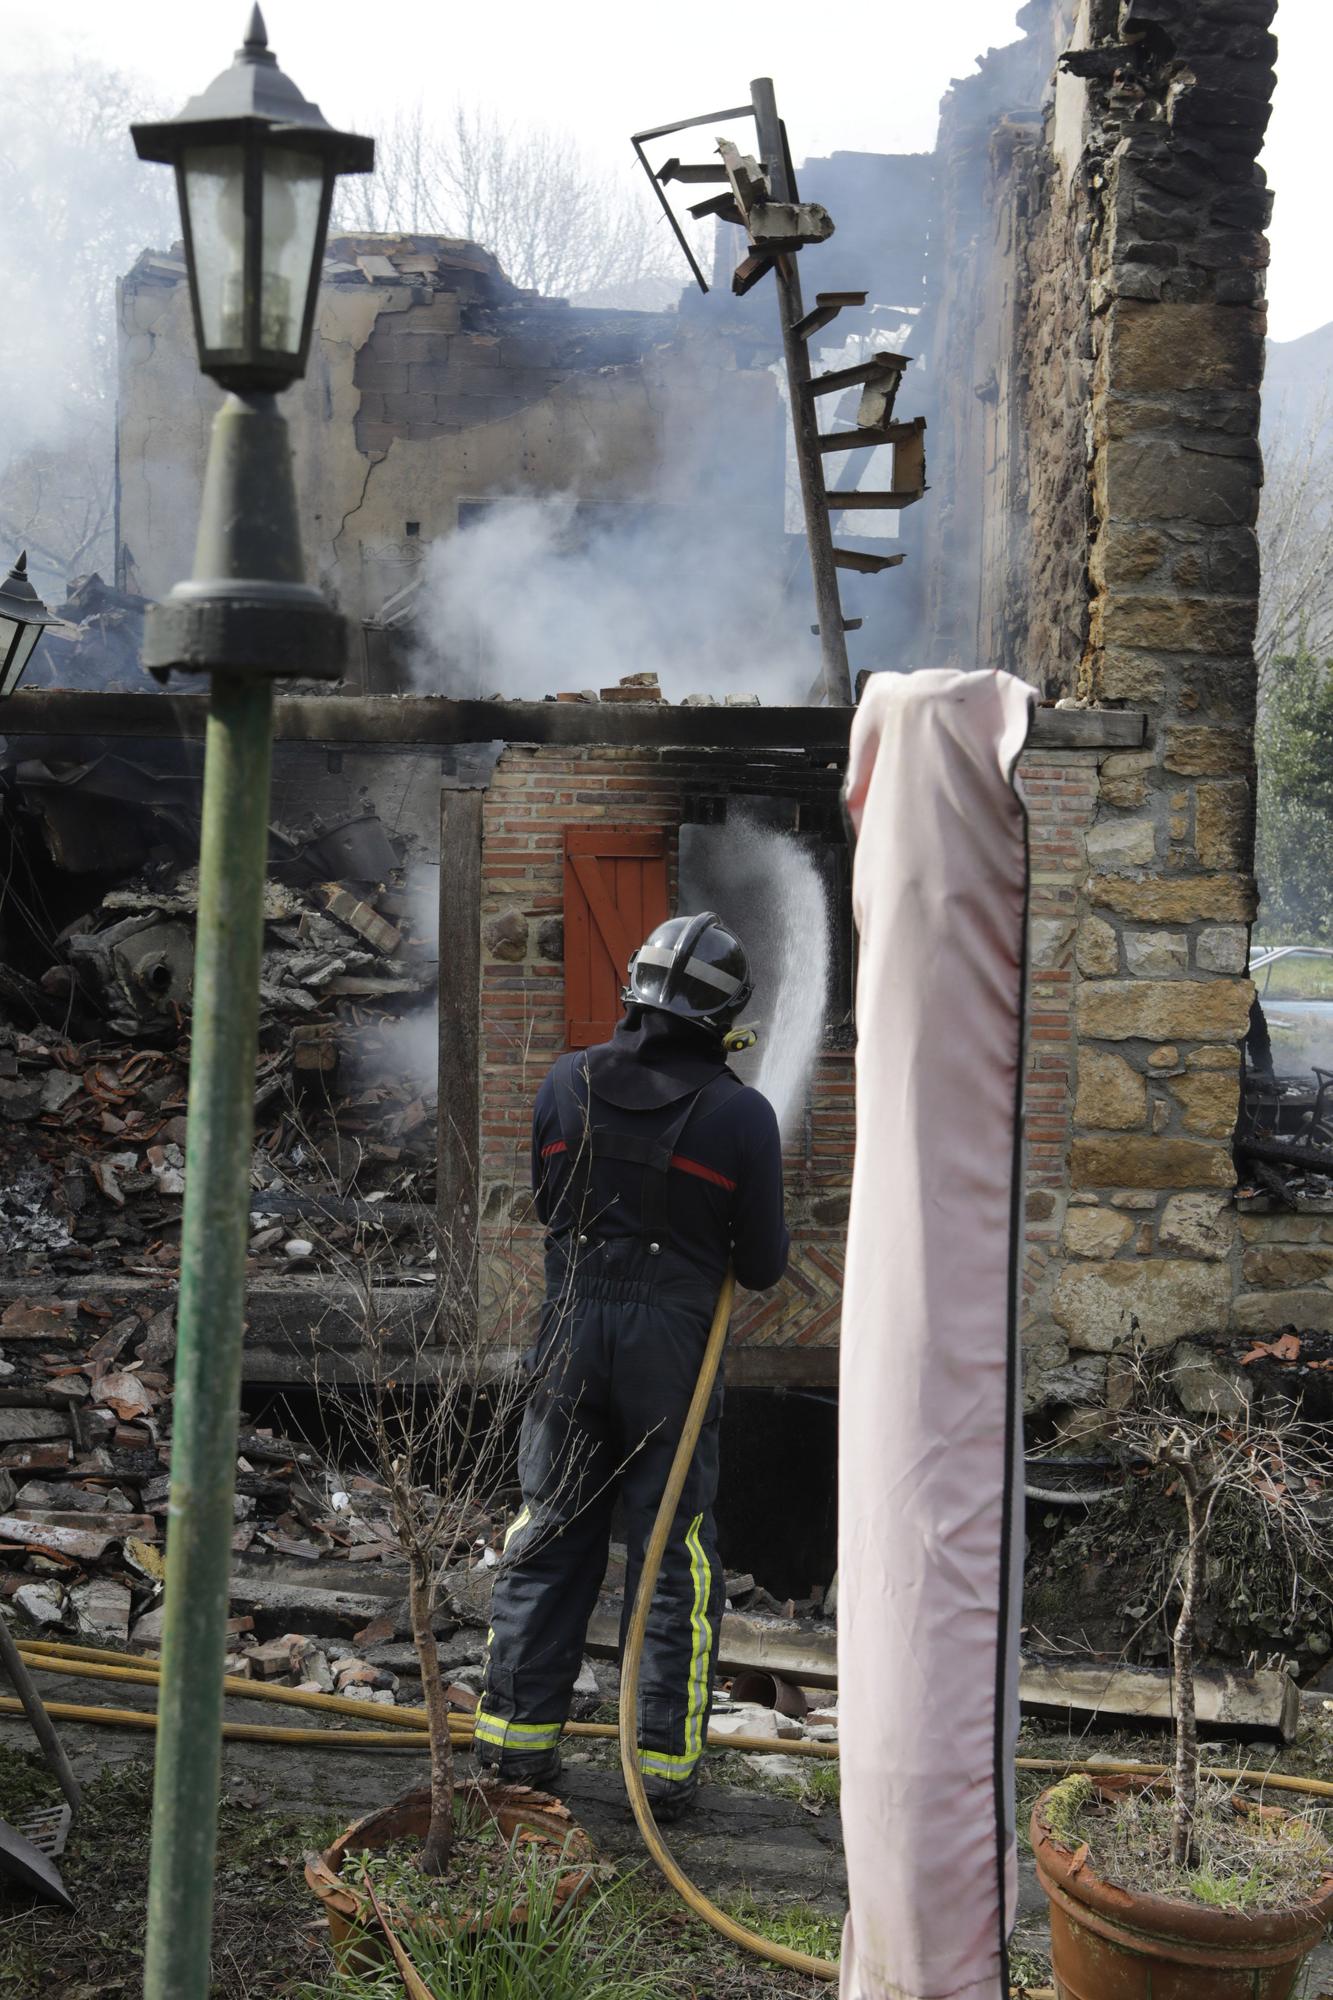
[1029,1354,1333,1997]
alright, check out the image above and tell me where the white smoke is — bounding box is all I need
[753,837,832,1140]
[408,491,821,705]
[1,61,177,599]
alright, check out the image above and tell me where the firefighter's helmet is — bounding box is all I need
[624,911,753,1033]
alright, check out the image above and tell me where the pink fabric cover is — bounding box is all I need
[838,668,1033,2000]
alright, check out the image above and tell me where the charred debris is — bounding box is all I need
[0,692,845,1707]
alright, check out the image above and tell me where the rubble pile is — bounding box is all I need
[0,1376,412,1647]
[25,574,161,696]
[0,802,449,1664]
[0,820,438,1283]
[548,671,762,708]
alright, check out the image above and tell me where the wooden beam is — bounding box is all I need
[438,785,483,1328]
[0,689,1147,752]
[586,1603,838,1689]
[1033,706,1146,748]
[1020,1654,1299,1742]
[826,489,925,511]
[818,422,921,455]
[726,1347,839,1388]
[834,548,906,575]
[804,351,910,399]
[0,691,856,752]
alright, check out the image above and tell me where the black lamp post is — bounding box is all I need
[0,553,55,697]
[133,3,372,394]
[130,16,371,2000]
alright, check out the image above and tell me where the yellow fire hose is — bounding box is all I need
[0,1693,428,1749]
[14,1643,1333,1806]
[616,1270,845,1982]
[14,1639,836,1758]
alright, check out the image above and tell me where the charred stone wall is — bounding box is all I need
[925,0,1277,1412]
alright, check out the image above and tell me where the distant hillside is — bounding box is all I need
[1264,321,1333,444]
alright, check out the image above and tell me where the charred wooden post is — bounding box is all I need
[747,79,853,709]
[437,786,483,1325]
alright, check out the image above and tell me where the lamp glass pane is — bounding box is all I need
[182,145,248,350]
[260,148,324,355]
[0,617,41,697]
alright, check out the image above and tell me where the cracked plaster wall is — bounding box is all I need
[116,257,763,632]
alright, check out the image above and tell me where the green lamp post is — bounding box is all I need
[130,15,371,1997]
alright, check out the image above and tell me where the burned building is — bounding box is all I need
[115,233,786,634]
[0,0,1294,1620]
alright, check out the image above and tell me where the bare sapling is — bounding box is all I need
[1037,1348,1333,1874]
[282,1012,633,1880]
[301,1151,546,1874]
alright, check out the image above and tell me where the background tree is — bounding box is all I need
[333,105,694,309]
[1255,646,1333,941]
[0,62,176,599]
[1257,393,1333,695]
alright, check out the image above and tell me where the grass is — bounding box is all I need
[1034,1772,1333,1915]
[0,1743,833,2000]
[305,1847,664,2000]
[721,1889,840,1962]
[0,1752,343,1999]
[309,1847,838,2000]
[708,1751,840,1813]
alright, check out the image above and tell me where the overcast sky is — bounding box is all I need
[12,0,1330,343]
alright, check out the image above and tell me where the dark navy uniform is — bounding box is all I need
[476,1006,788,1799]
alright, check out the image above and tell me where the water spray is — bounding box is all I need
[680,812,831,1137]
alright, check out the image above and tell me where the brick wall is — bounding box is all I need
[476,744,851,1369]
[1021,748,1101,1379]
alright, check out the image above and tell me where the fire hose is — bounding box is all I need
[617,1269,846,1981]
[15,1269,1333,1997]
[15,1635,1333,2000]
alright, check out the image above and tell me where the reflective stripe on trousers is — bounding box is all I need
[479,1247,725,1780]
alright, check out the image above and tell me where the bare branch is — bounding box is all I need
[331,101,689,309]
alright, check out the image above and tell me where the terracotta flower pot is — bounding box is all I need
[1031,1777,1333,2000]
[305,1777,597,1969]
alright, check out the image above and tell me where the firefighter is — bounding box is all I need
[475,911,789,1820]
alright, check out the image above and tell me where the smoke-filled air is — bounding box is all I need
[409,489,822,706]
[406,322,824,706]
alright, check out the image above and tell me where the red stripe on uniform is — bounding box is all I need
[671,1154,736,1192]
[542,1139,732,1191]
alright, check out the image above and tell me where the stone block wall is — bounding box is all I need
[922,0,1278,1410]
[1021,748,1102,1357]
[1235,1213,1333,1337]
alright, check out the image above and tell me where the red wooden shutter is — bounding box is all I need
[563,827,669,1048]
